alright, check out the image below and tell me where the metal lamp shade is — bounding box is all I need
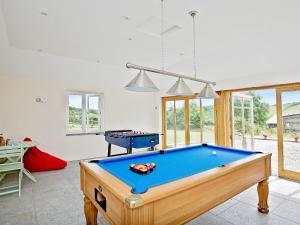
[125,70,159,92]
[196,83,219,99]
[166,78,193,96]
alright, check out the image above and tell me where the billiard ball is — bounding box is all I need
[212,151,217,155]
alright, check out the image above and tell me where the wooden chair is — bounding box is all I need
[0,145,24,197]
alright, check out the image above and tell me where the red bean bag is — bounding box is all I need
[23,137,67,172]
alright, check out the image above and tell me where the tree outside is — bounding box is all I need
[233,91,270,137]
[68,106,99,129]
[166,100,215,145]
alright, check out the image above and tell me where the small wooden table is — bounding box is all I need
[0,142,37,183]
[80,145,271,225]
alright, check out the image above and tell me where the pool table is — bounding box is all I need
[80,144,271,225]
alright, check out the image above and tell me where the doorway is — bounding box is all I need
[162,96,215,149]
[231,93,255,150]
[231,89,278,175]
[277,86,300,181]
[230,85,300,180]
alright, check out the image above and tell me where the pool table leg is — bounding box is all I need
[257,179,269,214]
[84,196,98,225]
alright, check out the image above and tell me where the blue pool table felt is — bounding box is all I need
[96,145,259,194]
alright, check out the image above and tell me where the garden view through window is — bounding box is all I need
[164,97,214,148]
[67,92,103,134]
[232,88,300,176]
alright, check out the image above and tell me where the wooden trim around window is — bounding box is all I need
[162,96,210,149]
[214,91,232,147]
[184,99,191,146]
[276,85,300,181]
[219,81,300,181]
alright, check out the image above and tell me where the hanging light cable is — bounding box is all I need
[124,3,217,95]
[161,0,165,71]
[189,11,219,99]
[166,2,193,96]
[125,70,159,92]
[190,11,198,78]
[124,2,162,93]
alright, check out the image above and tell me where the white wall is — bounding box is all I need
[1,1,300,163]
[1,47,299,162]
[215,68,300,91]
[0,6,8,48]
[0,48,158,161]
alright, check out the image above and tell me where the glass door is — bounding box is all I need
[163,98,188,148]
[277,86,300,180]
[162,96,216,148]
[231,93,255,150]
[189,99,202,145]
[189,98,215,145]
[165,100,175,147]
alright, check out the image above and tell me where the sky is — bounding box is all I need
[69,94,99,109]
[240,89,300,105]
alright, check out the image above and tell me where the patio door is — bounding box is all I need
[162,96,215,149]
[231,93,255,150]
[277,86,300,181]
[162,97,189,148]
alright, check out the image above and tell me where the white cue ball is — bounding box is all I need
[212,151,217,155]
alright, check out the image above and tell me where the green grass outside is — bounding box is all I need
[166,127,215,147]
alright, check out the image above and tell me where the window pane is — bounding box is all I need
[202,99,215,144]
[282,91,300,173]
[232,90,277,175]
[68,94,82,130]
[189,99,201,144]
[175,100,185,146]
[166,101,175,147]
[88,96,100,129]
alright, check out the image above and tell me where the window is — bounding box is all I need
[162,96,215,148]
[67,92,103,135]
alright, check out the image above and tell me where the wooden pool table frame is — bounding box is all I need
[80,151,271,225]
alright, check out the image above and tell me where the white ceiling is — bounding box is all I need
[1,0,300,82]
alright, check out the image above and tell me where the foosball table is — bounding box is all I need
[104,130,159,157]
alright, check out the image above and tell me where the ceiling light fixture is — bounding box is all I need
[126,63,215,85]
[197,83,220,99]
[188,11,219,99]
[125,70,159,92]
[161,0,192,96]
[125,2,218,97]
[167,78,193,96]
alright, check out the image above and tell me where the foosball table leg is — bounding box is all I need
[107,143,112,157]
[127,148,132,154]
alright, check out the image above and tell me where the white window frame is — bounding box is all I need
[66,91,104,135]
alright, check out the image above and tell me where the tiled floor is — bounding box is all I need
[1,161,300,225]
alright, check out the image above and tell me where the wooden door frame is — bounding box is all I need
[162,96,214,149]
[223,81,300,180]
[276,85,300,180]
[231,93,255,150]
[161,96,192,149]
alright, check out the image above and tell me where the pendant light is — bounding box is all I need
[125,70,159,92]
[188,11,219,99]
[125,3,218,95]
[197,83,220,98]
[165,1,193,96]
[166,78,193,96]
